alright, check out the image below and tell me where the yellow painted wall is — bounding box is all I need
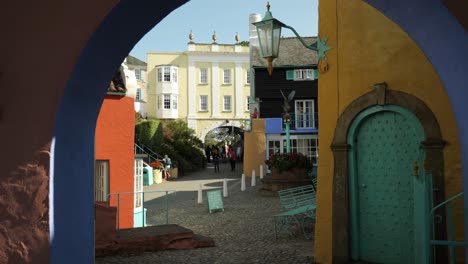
[193,44,211,52]
[195,62,212,118]
[148,49,250,142]
[146,52,188,119]
[315,0,463,262]
[219,62,235,117]
[243,119,266,177]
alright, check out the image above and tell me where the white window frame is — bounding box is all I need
[246,96,250,111]
[200,95,208,111]
[294,100,315,128]
[223,96,231,111]
[172,95,178,110]
[172,68,178,83]
[200,68,208,84]
[95,160,109,202]
[135,69,141,80]
[140,70,145,82]
[134,159,143,210]
[266,135,318,161]
[157,68,162,82]
[157,66,178,83]
[163,94,171,109]
[267,140,281,157]
[223,69,231,84]
[163,66,171,82]
[294,69,314,81]
[246,70,251,84]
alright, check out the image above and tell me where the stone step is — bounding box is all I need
[166,234,216,250]
[95,224,215,258]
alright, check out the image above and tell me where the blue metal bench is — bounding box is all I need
[273,185,316,239]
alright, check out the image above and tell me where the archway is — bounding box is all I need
[200,120,244,143]
[49,1,468,263]
[50,1,188,262]
[331,87,446,261]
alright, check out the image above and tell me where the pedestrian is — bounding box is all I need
[163,155,172,180]
[205,146,211,163]
[228,145,237,171]
[212,148,220,172]
[224,144,229,162]
[236,145,242,163]
[220,147,226,162]
[251,107,258,118]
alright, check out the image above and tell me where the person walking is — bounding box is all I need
[212,147,220,173]
[205,146,211,163]
[220,146,226,162]
[236,145,242,163]
[163,155,172,180]
[228,145,237,171]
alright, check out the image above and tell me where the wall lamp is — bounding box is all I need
[253,2,331,75]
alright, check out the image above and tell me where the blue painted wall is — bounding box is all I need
[51,1,188,263]
[265,118,318,134]
[364,0,468,259]
[133,208,147,228]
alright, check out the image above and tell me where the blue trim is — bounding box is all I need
[265,118,319,134]
[363,1,468,259]
[50,1,188,263]
[265,118,283,134]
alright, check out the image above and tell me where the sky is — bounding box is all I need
[129,0,318,62]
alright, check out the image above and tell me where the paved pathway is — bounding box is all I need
[96,162,315,264]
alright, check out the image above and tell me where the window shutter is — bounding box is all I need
[314,69,319,79]
[286,70,294,80]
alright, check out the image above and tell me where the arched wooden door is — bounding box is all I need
[348,105,428,263]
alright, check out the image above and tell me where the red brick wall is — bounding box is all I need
[95,95,135,228]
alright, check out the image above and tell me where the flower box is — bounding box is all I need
[270,168,309,180]
[153,169,162,184]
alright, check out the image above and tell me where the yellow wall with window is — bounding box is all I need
[147,52,188,119]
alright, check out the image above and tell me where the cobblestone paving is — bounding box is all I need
[96,162,315,264]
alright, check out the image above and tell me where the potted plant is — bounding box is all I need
[266,152,313,180]
[149,160,164,184]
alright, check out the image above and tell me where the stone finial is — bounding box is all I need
[188,30,194,43]
[235,32,240,44]
[212,31,217,43]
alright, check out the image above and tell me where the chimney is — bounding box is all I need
[249,13,262,48]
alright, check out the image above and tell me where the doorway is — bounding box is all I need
[348,105,427,263]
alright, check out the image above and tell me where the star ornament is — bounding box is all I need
[317,36,331,60]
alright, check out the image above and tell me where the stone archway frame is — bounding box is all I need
[199,120,243,143]
[330,85,447,262]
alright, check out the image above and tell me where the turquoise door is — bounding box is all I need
[348,106,427,263]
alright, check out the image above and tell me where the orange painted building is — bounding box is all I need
[95,95,135,229]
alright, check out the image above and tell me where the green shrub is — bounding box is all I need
[135,119,206,176]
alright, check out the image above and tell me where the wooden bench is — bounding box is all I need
[273,185,316,239]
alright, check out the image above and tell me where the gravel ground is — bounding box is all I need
[95,162,315,264]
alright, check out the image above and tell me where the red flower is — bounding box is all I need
[150,160,164,170]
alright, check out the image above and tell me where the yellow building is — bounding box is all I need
[146,35,251,141]
[314,1,463,263]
